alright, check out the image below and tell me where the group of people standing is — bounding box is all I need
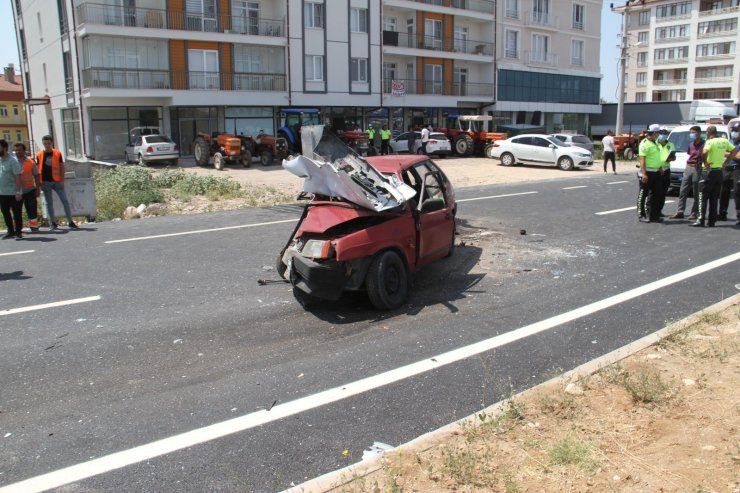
[637,122,739,227]
[364,123,432,156]
[0,135,78,240]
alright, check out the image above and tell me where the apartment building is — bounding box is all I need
[494,0,602,133]
[0,65,30,147]
[617,0,740,103]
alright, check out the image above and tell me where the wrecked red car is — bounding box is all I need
[278,126,456,310]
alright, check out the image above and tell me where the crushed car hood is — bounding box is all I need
[283,126,416,212]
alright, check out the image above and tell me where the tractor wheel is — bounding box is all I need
[241,150,252,168]
[213,152,225,170]
[193,137,210,167]
[455,135,474,157]
[624,148,635,160]
[260,149,274,166]
[484,144,496,159]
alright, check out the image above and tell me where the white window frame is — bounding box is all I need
[532,33,550,62]
[636,72,647,86]
[188,49,219,89]
[504,29,519,58]
[572,3,585,30]
[304,2,324,29]
[571,39,584,65]
[383,16,396,32]
[637,31,649,43]
[454,26,469,52]
[424,63,443,94]
[305,55,324,81]
[350,7,368,33]
[424,19,443,49]
[350,57,368,82]
[635,92,646,102]
[506,0,519,18]
[638,10,650,26]
[0,106,7,117]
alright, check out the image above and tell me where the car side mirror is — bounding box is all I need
[549,144,556,149]
[420,198,445,213]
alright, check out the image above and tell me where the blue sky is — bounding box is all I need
[0,2,621,103]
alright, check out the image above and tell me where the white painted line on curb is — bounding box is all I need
[105,219,298,244]
[3,251,739,493]
[457,191,538,203]
[0,250,34,257]
[0,296,101,317]
[562,185,588,190]
[596,200,675,215]
[607,180,629,185]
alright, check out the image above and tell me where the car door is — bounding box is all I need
[392,132,409,153]
[413,161,454,267]
[510,136,533,162]
[530,136,556,165]
[133,137,143,158]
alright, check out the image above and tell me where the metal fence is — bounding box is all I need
[82,69,286,91]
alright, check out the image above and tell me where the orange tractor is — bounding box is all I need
[437,115,507,157]
[193,131,288,169]
[613,131,648,160]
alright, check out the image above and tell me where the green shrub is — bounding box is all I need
[152,168,188,188]
[94,166,163,220]
[170,174,242,200]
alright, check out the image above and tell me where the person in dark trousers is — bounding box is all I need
[14,143,41,232]
[420,124,430,155]
[719,121,740,225]
[692,125,737,227]
[0,139,23,239]
[379,124,391,155]
[406,125,417,154]
[671,125,703,220]
[657,126,676,216]
[637,124,664,223]
[37,135,78,230]
[601,129,616,174]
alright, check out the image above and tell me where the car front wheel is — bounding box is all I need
[138,154,146,166]
[500,152,515,166]
[366,250,408,310]
[557,156,575,171]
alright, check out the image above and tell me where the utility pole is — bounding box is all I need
[615,3,629,136]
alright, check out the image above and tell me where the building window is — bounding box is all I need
[498,69,600,104]
[654,46,689,61]
[698,18,737,35]
[505,30,519,58]
[304,2,324,28]
[532,0,551,24]
[532,33,550,62]
[636,72,647,86]
[636,51,648,66]
[424,19,443,49]
[638,10,650,26]
[3,131,10,141]
[454,26,469,52]
[383,16,396,31]
[635,92,646,102]
[695,65,733,79]
[188,49,219,89]
[16,131,22,142]
[506,0,519,18]
[655,1,691,18]
[655,24,689,39]
[696,41,736,57]
[350,58,368,82]
[694,88,731,99]
[12,105,19,116]
[572,4,585,30]
[232,1,261,35]
[638,31,649,43]
[305,55,324,81]
[350,8,368,33]
[0,106,7,117]
[62,108,83,158]
[571,39,584,65]
[185,0,218,32]
[423,64,443,94]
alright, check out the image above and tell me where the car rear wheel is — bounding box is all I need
[193,137,209,167]
[124,152,130,164]
[557,156,575,171]
[500,152,515,166]
[138,154,147,166]
[366,250,408,310]
[213,152,225,170]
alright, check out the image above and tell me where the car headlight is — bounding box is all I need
[574,152,591,157]
[300,239,334,259]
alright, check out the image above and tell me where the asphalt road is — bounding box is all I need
[1,171,738,493]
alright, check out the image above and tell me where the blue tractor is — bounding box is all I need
[277,108,321,153]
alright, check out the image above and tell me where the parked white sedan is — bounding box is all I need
[488,134,593,171]
[388,132,452,157]
[125,135,179,166]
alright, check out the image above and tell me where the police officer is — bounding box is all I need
[637,124,664,223]
[657,126,675,217]
[380,124,392,155]
[692,125,737,227]
[718,121,740,223]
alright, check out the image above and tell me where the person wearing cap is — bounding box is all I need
[692,125,737,227]
[657,126,676,217]
[637,124,664,223]
[718,122,740,225]
[379,124,392,155]
[671,125,703,220]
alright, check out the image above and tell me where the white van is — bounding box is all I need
[667,123,729,192]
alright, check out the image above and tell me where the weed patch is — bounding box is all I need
[621,364,675,404]
[548,433,598,472]
[94,166,163,220]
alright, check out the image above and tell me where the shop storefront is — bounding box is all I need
[90,106,163,160]
[170,107,218,156]
[224,107,275,139]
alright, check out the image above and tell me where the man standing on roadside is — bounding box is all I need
[637,124,664,223]
[407,125,417,154]
[37,135,78,230]
[380,124,391,155]
[601,130,616,174]
[718,121,740,225]
[692,125,737,227]
[657,126,676,217]
[671,126,703,220]
[15,143,41,232]
[420,124,430,155]
[0,139,23,239]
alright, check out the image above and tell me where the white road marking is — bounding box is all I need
[457,191,538,203]
[0,296,101,317]
[595,200,674,215]
[607,180,629,185]
[562,185,587,190]
[3,251,739,493]
[105,219,299,244]
[0,250,34,257]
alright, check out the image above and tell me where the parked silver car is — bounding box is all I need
[125,135,179,166]
[388,132,452,157]
[549,133,595,154]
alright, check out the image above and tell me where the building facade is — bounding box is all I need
[617,0,740,104]
[13,0,599,161]
[0,64,30,147]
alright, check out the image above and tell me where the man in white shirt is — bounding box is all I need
[420,124,430,155]
[602,129,616,174]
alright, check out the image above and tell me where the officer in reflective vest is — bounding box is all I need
[380,124,392,155]
[657,126,675,217]
[637,124,664,223]
[692,125,738,227]
[14,143,40,232]
[718,121,740,224]
[37,134,78,230]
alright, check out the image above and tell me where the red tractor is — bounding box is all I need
[339,130,370,156]
[437,115,507,157]
[192,132,248,170]
[247,130,289,166]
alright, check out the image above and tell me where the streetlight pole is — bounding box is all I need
[615,4,628,136]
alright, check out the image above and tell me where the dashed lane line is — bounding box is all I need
[0,250,34,257]
[596,200,674,215]
[607,180,629,185]
[562,185,588,190]
[457,191,538,203]
[0,296,101,317]
[105,219,299,244]
[2,251,739,493]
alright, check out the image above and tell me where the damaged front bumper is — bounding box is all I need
[282,250,370,301]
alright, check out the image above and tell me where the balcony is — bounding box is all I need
[697,28,738,38]
[654,36,689,43]
[412,0,495,14]
[653,57,688,65]
[699,5,740,16]
[526,51,558,67]
[524,11,559,29]
[652,78,687,85]
[655,14,691,23]
[382,31,493,56]
[75,3,284,37]
[695,52,735,61]
[382,78,494,97]
[82,69,286,91]
[694,75,734,83]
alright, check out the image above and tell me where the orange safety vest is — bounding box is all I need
[20,158,37,189]
[37,149,64,183]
